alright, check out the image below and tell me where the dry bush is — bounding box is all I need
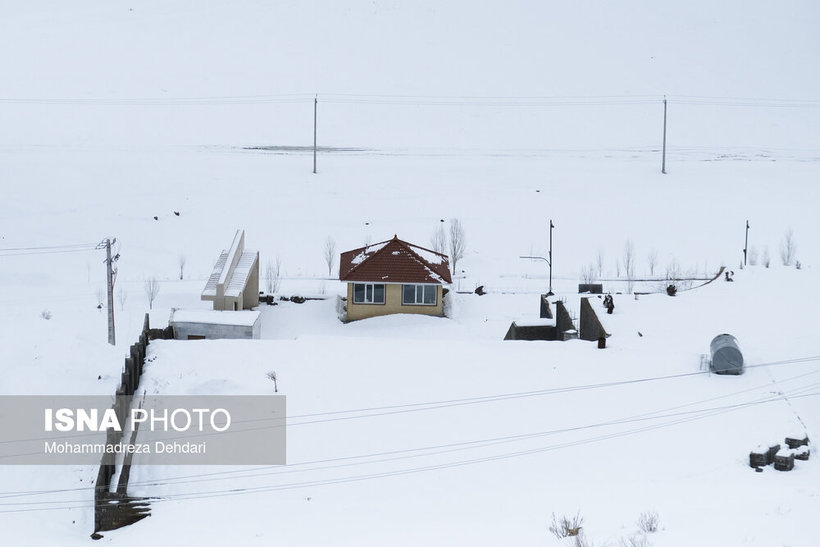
[548,511,584,539]
[636,510,659,533]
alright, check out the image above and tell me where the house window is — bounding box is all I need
[402,284,437,306]
[353,283,385,304]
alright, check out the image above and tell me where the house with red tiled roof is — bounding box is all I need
[338,235,452,321]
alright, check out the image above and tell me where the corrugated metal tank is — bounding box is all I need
[710,334,744,375]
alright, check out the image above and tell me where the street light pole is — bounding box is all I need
[743,220,750,266]
[548,219,554,296]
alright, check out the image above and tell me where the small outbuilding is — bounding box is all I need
[339,235,452,321]
[170,309,261,340]
[710,334,744,375]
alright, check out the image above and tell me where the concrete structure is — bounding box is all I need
[202,230,259,311]
[505,300,576,341]
[170,309,261,340]
[710,333,744,375]
[579,297,610,342]
[338,236,452,322]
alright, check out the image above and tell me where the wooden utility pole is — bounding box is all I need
[662,97,668,174]
[313,95,318,174]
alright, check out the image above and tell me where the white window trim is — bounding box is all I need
[402,284,438,306]
[352,282,386,305]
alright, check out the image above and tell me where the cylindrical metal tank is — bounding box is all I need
[710,334,744,375]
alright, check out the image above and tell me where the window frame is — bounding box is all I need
[402,284,438,306]
[352,282,386,305]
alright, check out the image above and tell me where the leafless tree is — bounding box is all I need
[323,236,336,277]
[596,249,605,279]
[266,257,282,294]
[117,287,128,311]
[780,228,797,266]
[762,246,771,268]
[748,245,759,266]
[448,218,466,274]
[579,263,597,284]
[178,254,186,280]
[647,248,658,277]
[622,239,635,293]
[144,277,160,310]
[430,223,447,255]
[95,288,105,308]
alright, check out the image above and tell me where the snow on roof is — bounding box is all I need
[225,249,258,298]
[171,309,261,327]
[513,318,557,327]
[202,250,229,297]
[339,236,452,284]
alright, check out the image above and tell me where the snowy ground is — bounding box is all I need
[1,1,819,545]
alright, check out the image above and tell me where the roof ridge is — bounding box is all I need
[342,238,394,279]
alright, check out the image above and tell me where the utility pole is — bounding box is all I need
[97,238,118,345]
[313,95,318,174]
[661,97,667,174]
[743,220,750,266]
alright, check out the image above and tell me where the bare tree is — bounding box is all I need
[579,263,597,284]
[95,288,105,308]
[117,287,128,311]
[322,236,336,277]
[647,248,658,277]
[622,239,635,293]
[762,246,771,268]
[144,277,160,310]
[748,245,759,266]
[596,249,605,279]
[266,257,282,294]
[178,254,186,280]
[430,223,447,255]
[448,218,466,274]
[780,228,797,266]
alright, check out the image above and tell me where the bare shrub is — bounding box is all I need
[323,236,336,277]
[40,310,52,320]
[762,246,770,268]
[266,371,278,392]
[144,277,160,310]
[780,228,796,266]
[548,511,584,539]
[620,533,652,547]
[637,510,659,534]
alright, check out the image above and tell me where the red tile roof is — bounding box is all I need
[339,236,452,284]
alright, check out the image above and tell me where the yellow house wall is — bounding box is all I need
[346,283,443,321]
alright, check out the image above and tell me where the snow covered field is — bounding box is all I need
[1,1,819,545]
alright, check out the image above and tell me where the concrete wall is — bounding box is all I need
[579,297,609,341]
[172,320,260,340]
[346,283,443,321]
